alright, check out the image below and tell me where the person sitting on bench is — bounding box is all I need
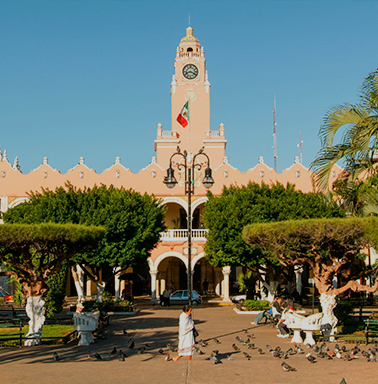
[253,296,283,325]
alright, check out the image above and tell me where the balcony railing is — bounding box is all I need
[159,229,208,242]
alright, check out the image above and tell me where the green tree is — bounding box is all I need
[202,182,343,298]
[0,223,104,345]
[4,184,166,301]
[243,217,378,333]
[311,68,378,198]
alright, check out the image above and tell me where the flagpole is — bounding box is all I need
[188,100,191,156]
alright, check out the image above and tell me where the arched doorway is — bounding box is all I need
[157,256,187,293]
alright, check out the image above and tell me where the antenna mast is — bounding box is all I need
[298,131,303,164]
[273,94,277,172]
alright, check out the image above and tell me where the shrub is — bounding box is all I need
[243,300,270,311]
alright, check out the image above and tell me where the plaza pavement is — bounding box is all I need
[0,305,375,384]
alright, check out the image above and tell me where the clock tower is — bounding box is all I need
[155,26,227,168]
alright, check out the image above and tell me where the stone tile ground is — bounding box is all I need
[0,306,375,384]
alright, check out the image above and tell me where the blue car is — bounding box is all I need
[159,290,202,306]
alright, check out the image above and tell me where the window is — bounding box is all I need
[43,171,47,178]
[260,171,264,178]
[224,171,228,178]
[79,171,84,179]
[1,171,5,178]
[151,171,156,178]
[296,171,300,178]
[187,47,193,52]
[115,171,120,178]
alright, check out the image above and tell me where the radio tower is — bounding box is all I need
[273,94,277,172]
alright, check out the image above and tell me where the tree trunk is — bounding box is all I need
[263,281,279,301]
[24,296,46,347]
[319,292,338,340]
[71,265,85,303]
[95,281,106,303]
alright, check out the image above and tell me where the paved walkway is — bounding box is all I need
[0,306,375,384]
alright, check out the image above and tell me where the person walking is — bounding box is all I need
[173,305,195,362]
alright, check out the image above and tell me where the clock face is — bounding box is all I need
[182,63,199,80]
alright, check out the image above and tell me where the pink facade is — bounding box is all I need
[0,26,343,301]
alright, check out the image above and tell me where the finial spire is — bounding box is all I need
[188,12,191,27]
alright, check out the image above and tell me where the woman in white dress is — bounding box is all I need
[173,305,195,361]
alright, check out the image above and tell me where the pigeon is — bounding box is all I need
[167,342,176,352]
[198,340,208,348]
[94,352,102,360]
[128,341,135,349]
[137,348,145,354]
[119,355,125,361]
[325,353,333,360]
[123,329,128,335]
[243,338,250,346]
[232,343,240,351]
[340,379,347,384]
[272,350,282,358]
[196,347,205,355]
[266,345,273,352]
[243,352,251,360]
[281,361,296,372]
[336,352,343,359]
[209,352,222,364]
[236,336,243,343]
[296,346,304,354]
[119,350,127,359]
[164,353,171,361]
[343,353,353,361]
[247,333,254,338]
[109,347,117,357]
[248,343,256,350]
[213,338,221,344]
[227,354,233,360]
[87,351,91,359]
[257,348,265,355]
[312,345,319,353]
[158,348,164,355]
[306,353,316,363]
[243,329,248,334]
[341,346,347,353]
[52,352,59,361]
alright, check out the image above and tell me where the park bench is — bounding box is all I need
[364,319,378,345]
[73,310,100,346]
[286,312,306,343]
[301,312,323,346]
[0,316,24,347]
[285,312,323,345]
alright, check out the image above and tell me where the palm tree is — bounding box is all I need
[311,68,378,195]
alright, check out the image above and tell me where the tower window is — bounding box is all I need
[187,47,193,52]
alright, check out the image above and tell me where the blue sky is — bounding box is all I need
[1,0,378,174]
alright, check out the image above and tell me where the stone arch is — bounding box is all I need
[152,251,188,270]
[8,197,29,209]
[191,252,205,270]
[191,196,208,212]
[159,196,187,211]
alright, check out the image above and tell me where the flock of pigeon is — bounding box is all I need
[50,325,378,383]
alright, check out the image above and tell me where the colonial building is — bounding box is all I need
[0,26,343,301]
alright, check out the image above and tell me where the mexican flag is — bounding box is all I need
[176,101,189,128]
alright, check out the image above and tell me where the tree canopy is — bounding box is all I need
[0,223,104,297]
[243,217,378,296]
[203,182,343,269]
[4,184,166,290]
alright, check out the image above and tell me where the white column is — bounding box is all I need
[150,269,158,302]
[222,266,231,302]
[114,267,122,300]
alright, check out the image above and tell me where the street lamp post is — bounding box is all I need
[164,147,214,305]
